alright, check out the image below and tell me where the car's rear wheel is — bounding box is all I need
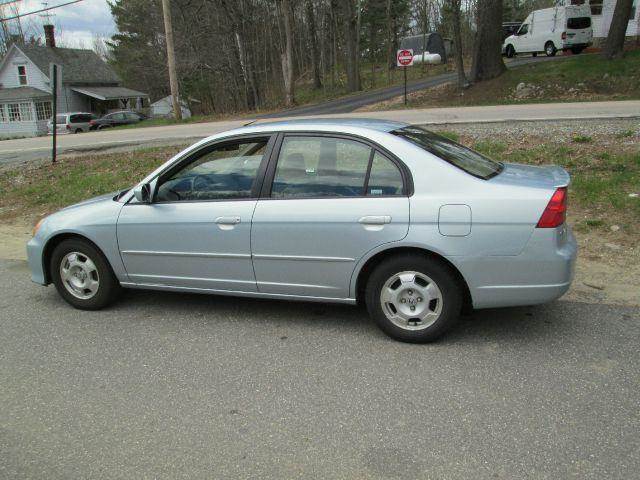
[365,254,462,343]
[505,45,515,58]
[50,238,120,310]
[75,128,82,134]
[98,125,111,130]
[545,41,557,57]
[571,46,584,55]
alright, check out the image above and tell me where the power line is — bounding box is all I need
[0,0,83,22]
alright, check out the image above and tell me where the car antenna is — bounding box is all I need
[243,119,259,127]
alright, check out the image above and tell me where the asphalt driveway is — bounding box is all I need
[1,259,638,479]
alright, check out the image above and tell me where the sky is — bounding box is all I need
[11,0,116,48]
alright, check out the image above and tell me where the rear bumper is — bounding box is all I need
[450,225,577,309]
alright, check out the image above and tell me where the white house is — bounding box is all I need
[0,27,148,138]
[561,0,640,41]
[589,0,640,40]
[150,95,192,119]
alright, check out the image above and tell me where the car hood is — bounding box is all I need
[60,191,120,211]
[490,163,570,189]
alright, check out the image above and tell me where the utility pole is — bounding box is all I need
[161,0,182,121]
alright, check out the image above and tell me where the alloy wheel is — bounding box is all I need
[59,251,100,300]
[379,271,443,331]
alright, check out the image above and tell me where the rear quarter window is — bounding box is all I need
[393,126,503,180]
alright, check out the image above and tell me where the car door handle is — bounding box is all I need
[215,216,241,225]
[358,215,391,225]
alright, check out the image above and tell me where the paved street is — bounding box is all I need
[1,258,638,479]
[1,100,639,166]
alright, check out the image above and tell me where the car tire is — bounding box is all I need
[545,41,557,57]
[532,52,538,57]
[98,125,111,130]
[365,254,462,343]
[75,128,82,134]
[50,238,121,310]
[571,46,584,55]
[505,45,515,58]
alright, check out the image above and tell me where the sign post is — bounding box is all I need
[49,63,60,164]
[396,49,414,106]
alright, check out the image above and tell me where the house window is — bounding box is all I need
[8,102,34,122]
[631,2,637,20]
[590,0,603,15]
[0,105,6,123]
[35,101,52,121]
[17,65,27,85]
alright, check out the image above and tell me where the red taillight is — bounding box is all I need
[561,31,567,40]
[66,124,71,130]
[537,187,567,228]
[89,120,96,125]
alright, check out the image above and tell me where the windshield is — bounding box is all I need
[393,126,503,179]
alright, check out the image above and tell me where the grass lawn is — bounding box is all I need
[0,128,638,240]
[363,49,640,110]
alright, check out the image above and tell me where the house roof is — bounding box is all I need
[0,86,50,102]
[18,45,121,84]
[71,86,148,100]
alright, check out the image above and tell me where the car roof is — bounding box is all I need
[237,117,409,134]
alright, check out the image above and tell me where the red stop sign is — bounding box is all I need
[397,49,414,66]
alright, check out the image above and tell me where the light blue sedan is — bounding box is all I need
[27,119,577,342]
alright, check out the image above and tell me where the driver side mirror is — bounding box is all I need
[133,183,151,203]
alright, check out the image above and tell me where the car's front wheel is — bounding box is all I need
[505,45,515,58]
[50,238,121,310]
[365,254,462,343]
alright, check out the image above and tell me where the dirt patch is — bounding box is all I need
[0,219,33,261]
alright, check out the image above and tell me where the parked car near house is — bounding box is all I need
[47,112,96,135]
[503,4,593,57]
[90,110,147,130]
[27,119,577,343]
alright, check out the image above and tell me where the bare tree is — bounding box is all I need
[602,0,634,59]
[450,0,467,89]
[306,0,322,89]
[337,0,361,92]
[470,0,506,82]
[280,0,295,106]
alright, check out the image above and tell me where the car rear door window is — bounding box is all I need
[155,138,269,202]
[367,151,404,196]
[271,136,372,198]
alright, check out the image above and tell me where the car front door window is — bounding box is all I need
[156,139,267,202]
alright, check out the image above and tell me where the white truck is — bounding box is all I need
[503,4,593,58]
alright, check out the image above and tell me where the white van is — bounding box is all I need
[503,5,592,58]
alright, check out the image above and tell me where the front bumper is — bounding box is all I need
[27,235,47,285]
[452,224,577,309]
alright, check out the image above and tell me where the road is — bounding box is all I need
[1,100,640,167]
[1,258,639,479]
[260,55,561,118]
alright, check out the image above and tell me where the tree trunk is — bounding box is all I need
[602,0,634,59]
[470,0,506,82]
[340,0,361,92]
[306,0,322,89]
[280,0,295,106]
[451,0,467,88]
[386,0,392,85]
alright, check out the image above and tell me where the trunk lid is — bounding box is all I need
[490,163,570,189]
